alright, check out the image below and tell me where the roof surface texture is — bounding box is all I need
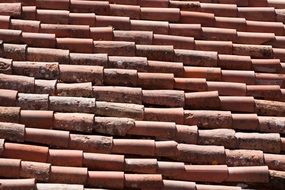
[0,0,285,189]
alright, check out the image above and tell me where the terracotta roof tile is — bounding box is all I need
[0,0,285,189]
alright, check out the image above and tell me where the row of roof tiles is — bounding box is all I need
[1,102,285,151]
[2,1,285,23]
[0,141,278,185]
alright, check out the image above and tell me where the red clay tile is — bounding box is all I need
[271,36,285,48]
[56,38,93,53]
[226,149,265,166]
[34,79,57,95]
[94,117,134,136]
[110,4,140,19]
[0,57,12,74]
[93,86,142,104]
[198,129,237,148]
[59,65,103,85]
[0,178,35,190]
[177,144,226,164]
[83,152,124,171]
[220,96,255,113]
[25,127,70,148]
[169,24,202,38]
[3,142,49,162]
[37,9,69,24]
[2,43,27,61]
[13,61,59,80]
[264,153,285,171]
[95,101,144,120]
[232,113,259,131]
[238,7,276,22]
[233,44,274,58]
[70,0,110,15]
[95,15,130,30]
[112,139,155,156]
[174,78,207,92]
[184,110,232,129]
[130,121,176,139]
[252,59,281,73]
[147,60,184,76]
[140,0,169,7]
[49,165,88,184]
[235,132,281,153]
[69,134,113,153]
[104,68,138,87]
[201,3,238,17]
[69,52,108,66]
[36,0,70,10]
[282,137,285,151]
[20,161,50,181]
[195,40,233,54]
[215,16,246,31]
[136,44,174,61]
[108,56,148,71]
[157,161,185,177]
[169,0,200,10]
[246,20,284,36]
[255,99,285,116]
[22,6,36,20]
[69,13,96,26]
[144,108,184,124]
[138,72,174,89]
[237,31,275,45]
[48,149,83,167]
[54,112,93,133]
[17,93,49,110]
[207,81,246,96]
[175,50,218,67]
[40,23,90,38]
[196,184,241,190]
[90,27,113,41]
[125,158,157,173]
[88,171,124,189]
[0,122,24,142]
[153,34,195,50]
[0,106,20,123]
[222,70,255,85]
[163,180,196,190]
[22,32,56,48]
[10,19,40,33]
[141,8,180,22]
[0,74,35,92]
[114,30,153,45]
[185,91,220,110]
[36,183,84,190]
[255,73,284,86]
[218,54,252,70]
[27,47,69,64]
[131,20,169,34]
[124,174,163,189]
[20,110,53,129]
[247,85,281,100]
[0,3,21,17]
[0,158,21,178]
[184,66,221,81]
[175,124,198,144]
[226,166,269,183]
[142,90,185,107]
[202,27,237,41]
[49,96,96,113]
[155,141,178,158]
[0,89,17,106]
[180,165,229,183]
[94,41,135,56]
[56,82,93,97]
[258,116,285,134]
[0,29,21,43]
[181,11,215,26]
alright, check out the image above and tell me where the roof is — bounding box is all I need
[0,0,285,189]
